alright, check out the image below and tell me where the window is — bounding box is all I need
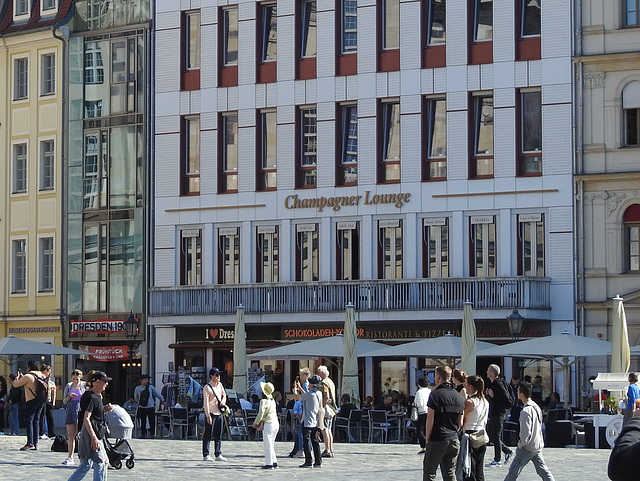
[220,113,238,192]
[521,0,541,36]
[39,238,54,292]
[13,144,28,193]
[382,0,400,49]
[380,101,401,183]
[109,38,139,115]
[338,104,358,185]
[519,90,542,175]
[85,100,103,118]
[12,240,27,294]
[624,0,640,26]
[301,0,317,58]
[296,225,319,281]
[84,41,105,85]
[14,58,28,100]
[42,0,57,11]
[218,228,240,284]
[424,98,447,180]
[40,140,55,190]
[182,116,200,195]
[625,205,640,271]
[260,3,277,62]
[298,107,317,187]
[426,0,446,45]
[180,230,202,285]
[185,12,201,70]
[84,131,108,209]
[379,220,402,279]
[473,0,493,41]
[337,222,359,280]
[258,110,277,190]
[15,0,29,16]
[470,216,496,276]
[257,226,279,283]
[471,94,494,178]
[518,214,544,276]
[223,7,239,66]
[423,218,449,278]
[341,0,357,53]
[623,81,640,146]
[83,224,107,312]
[41,54,56,95]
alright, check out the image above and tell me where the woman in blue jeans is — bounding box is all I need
[7,374,22,435]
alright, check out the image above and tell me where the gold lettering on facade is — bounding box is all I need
[284,192,410,212]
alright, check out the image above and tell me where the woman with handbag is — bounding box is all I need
[252,382,279,469]
[62,369,86,466]
[462,375,489,481]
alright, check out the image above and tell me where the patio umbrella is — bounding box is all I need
[233,305,248,397]
[342,304,360,407]
[247,335,383,360]
[0,335,86,371]
[611,296,631,373]
[461,301,477,376]
[364,334,496,359]
[478,331,613,406]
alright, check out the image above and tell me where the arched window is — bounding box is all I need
[624,204,640,271]
[622,82,640,146]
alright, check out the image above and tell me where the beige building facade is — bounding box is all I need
[576,1,640,385]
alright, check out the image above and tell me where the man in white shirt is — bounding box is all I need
[503,381,555,481]
[414,376,431,454]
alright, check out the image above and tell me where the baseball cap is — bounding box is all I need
[90,371,112,383]
[308,375,322,386]
[209,367,222,376]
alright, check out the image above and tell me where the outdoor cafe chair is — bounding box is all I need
[369,410,394,443]
[169,407,197,439]
[335,409,363,442]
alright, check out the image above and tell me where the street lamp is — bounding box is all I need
[124,311,138,398]
[506,309,524,341]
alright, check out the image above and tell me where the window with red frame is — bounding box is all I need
[424,97,447,181]
[182,11,201,90]
[297,106,317,188]
[518,89,542,176]
[220,6,238,86]
[219,113,238,193]
[337,103,358,186]
[624,204,640,271]
[181,116,200,195]
[470,94,493,179]
[379,101,401,183]
[257,109,277,191]
[257,2,277,83]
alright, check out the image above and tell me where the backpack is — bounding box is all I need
[29,374,49,403]
[139,385,150,406]
[51,435,69,452]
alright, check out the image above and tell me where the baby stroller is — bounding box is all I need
[104,404,135,470]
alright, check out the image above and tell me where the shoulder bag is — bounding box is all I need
[410,406,419,422]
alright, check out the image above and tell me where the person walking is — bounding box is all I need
[463,375,490,481]
[38,364,56,440]
[293,375,323,468]
[62,369,86,466]
[423,366,465,481]
[503,381,555,481]
[202,367,228,462]
[6,374,23,436]
[134,374,164,438]
[252,381,279,469]
[67,371,113,481]
[13,362,47,451]
[623,372,639,426]
[317,365,337,458]
[415,377,431,454]
[485,364,513,467]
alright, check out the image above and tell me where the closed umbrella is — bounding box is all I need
[342,304,359,407]
[233,305,247,396]
[611,296,630,373]
[461,301,477,376]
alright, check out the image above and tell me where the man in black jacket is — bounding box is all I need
[608,409,640,481]
[485,364,513,467]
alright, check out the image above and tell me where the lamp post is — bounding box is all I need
[124,311,138,398]
[506,309,524,341]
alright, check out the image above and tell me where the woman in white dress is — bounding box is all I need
[462,375,489,481]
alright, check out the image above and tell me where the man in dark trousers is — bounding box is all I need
[608,408,640,481]
[423,365,465,481]
[134,374,164,438]
[485,364,514,467]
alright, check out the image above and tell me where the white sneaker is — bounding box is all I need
[215,455,227,462]
[62,457,75,466]
[39,435,49,440]
[203,455,214,461]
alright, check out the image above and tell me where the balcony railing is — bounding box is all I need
[149,277,550,317]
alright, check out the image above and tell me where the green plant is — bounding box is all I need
[604,396,618,412]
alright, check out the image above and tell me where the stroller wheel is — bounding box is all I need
[126,458,135,469]
[113,460,122,470]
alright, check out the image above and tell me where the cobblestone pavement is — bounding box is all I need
[0,435,612,481]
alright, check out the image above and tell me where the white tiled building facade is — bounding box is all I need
[151,0,576,400]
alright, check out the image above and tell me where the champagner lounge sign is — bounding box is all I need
[285,191,411,212]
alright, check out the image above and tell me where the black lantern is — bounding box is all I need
[506,309,524,341]
[125,311,138,341]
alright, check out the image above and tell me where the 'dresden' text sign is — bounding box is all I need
[71,319,126,334]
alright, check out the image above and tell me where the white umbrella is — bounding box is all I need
[247,335,383,360]
[461,301,477,376]
[478,332,613,406]
[364,334,496,359]
[342,304,359,406]
[611,296,630,373]
[233,305,247,396]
